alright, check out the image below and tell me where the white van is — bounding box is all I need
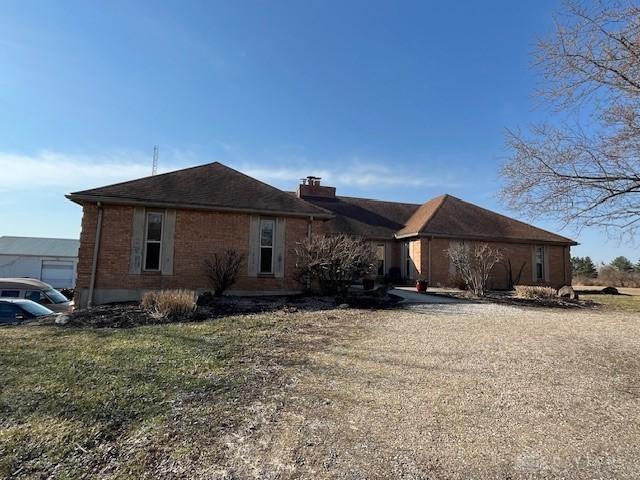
[0,278,74,313]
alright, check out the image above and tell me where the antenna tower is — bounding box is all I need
[152,145,159,175]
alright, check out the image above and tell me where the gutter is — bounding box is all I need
[394,231,578,246]
[87,203,104,308]
[65,194,335,220]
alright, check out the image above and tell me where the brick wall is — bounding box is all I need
[77,203,314,301]
[76,203,573,306]
[415,237,571,289]
[410,239,421,277]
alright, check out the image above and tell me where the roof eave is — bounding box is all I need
[395,231,577,246]
[65,194,335,220]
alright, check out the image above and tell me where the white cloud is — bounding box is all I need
[0,150,457,196]
[0,150,173,192]
[241,159,456,189]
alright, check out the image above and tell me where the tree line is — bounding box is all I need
[572,255,640,287]
[573,256,640,277]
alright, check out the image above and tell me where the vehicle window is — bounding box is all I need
[26,291,49,303]
[19,302,54,316]
[0,303,20,318]
[44,289,68,304]
[1,290,20,298]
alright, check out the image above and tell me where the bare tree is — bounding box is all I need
[502,258,527,291]
[501,0,640,239]
[295,234,377,294]
[204,249,244,296]
[447,243,502,296]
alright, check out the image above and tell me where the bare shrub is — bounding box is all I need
[575,268,640,288]
[295,234,377,294]
[141,289,197,318]
[514,285,557,300]
[501,258,526,291]
[572,275,601,287]
[598,266,640,288]
[204,249,244,296]
[447,272,468,291]
[446,243,502,296]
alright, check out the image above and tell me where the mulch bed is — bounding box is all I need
[64,291,402,329]
[431,290,598,309]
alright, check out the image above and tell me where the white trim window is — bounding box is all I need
[144,212,164,271]
[535,245,545,281]
[259,218,275,274]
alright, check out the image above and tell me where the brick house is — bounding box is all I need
[67,162,576,307]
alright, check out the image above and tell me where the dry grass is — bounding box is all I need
[514,285,557,299]
[140,289,197,317]
[220,304,640,479]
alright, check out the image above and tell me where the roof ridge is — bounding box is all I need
[216,164,333,215]
[433,195,575,243]
[68,161,334,218]
[70,161,223,195]
[406,194,449,234]
[335,194,422,207]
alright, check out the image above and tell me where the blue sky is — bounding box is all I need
[0,0,635,263]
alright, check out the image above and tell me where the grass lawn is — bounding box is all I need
[0,311,367,479]
[581,294,640,312]
[577,286,640,312]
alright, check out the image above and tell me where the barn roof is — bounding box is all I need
[0,236,80,257]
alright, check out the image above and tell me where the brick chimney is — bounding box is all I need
[296,176,336,199]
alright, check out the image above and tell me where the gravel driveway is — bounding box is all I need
[226,302,640,479]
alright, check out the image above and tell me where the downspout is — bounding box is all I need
[87,202,104,308]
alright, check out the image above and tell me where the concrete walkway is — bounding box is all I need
[391,286,464,304]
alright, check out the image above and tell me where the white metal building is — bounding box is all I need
[0,236,80,288]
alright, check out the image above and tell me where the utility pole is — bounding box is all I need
[152,145,159,175]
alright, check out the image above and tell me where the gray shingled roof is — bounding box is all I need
[66,161,575,245]
[0,236,80,257]
[302,195,420,240]
[397,194,577,244]
[68,162,332,218]
[304,194,576,245]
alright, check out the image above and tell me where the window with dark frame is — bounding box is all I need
[144,212,163,271]
[535,246,545,281]
[259,219,275,274]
